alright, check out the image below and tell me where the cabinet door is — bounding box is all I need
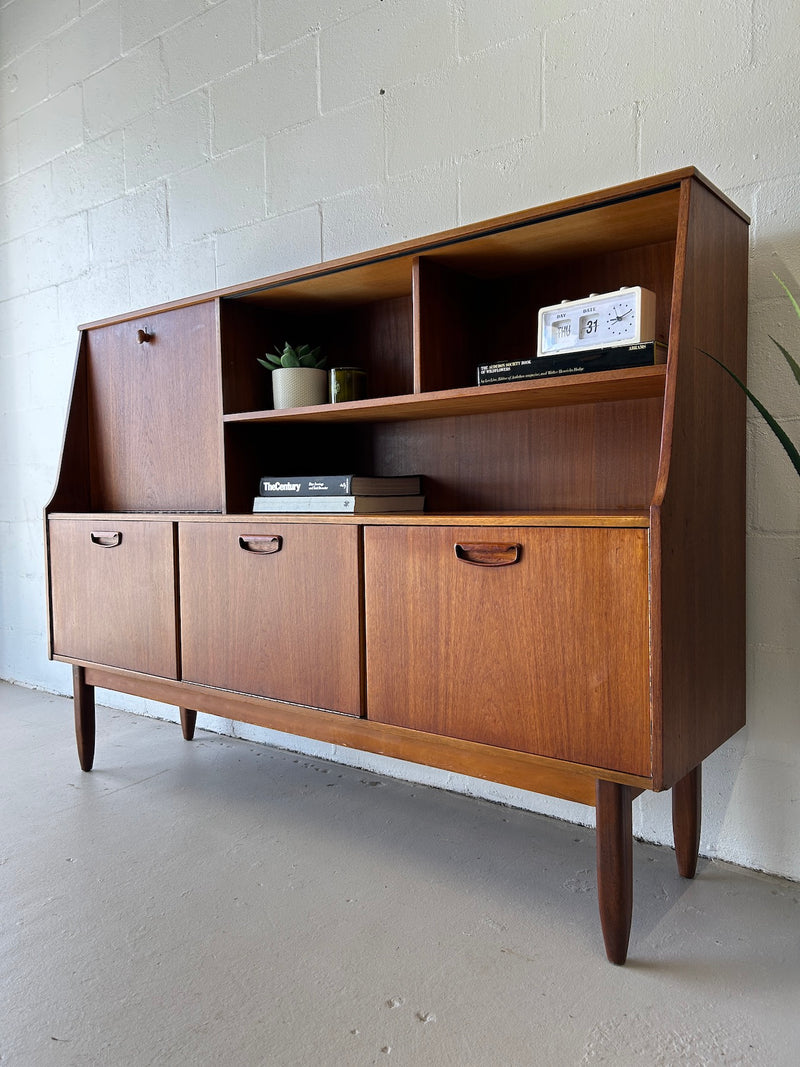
[179,523,362,716]
[86,302,223,512]
[364,526,651,776]
[48,518,179,678]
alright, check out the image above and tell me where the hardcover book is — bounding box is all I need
[258,474,422,497]
[477,341,666,386]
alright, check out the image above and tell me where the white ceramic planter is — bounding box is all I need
[271,367,328,409]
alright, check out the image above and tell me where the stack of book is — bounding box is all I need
[253,474,425,513]
[477,341,666,386]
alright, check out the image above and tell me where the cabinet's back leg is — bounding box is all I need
[595,779,634,965]
[73,665,95,772]
[672,764,702,878]
[179,708,197,741]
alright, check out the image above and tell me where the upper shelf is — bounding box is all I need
[223,364,668,424]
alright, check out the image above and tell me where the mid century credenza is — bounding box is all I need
[44,169,749,963]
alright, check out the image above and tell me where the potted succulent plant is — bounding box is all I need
[258,342,328,409]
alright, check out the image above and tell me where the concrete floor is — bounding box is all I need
[2,681,799,1066]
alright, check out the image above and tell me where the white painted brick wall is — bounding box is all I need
[321,165,458,261]
[89,183,168,266]
[319,0,455,112]
[1,42,48,119]
[169,141,265,244]
[387,38,541,175]
[0,120,18,182]
[259,0,373,52]
[45,0,121,96]
[211,38,319,154]
[125,91,211,188]
[17,85,83,171]
[0,0,79,67]
[457,0,544,55]
[50,131,125,216]
[120,0,205,52]
[83,41,166,138]
[266,99,384,212]
[162,0,256,98]
[25,214,90,291]
[215,205,321,287]
[458,108,637,223]
[1,0,799,880]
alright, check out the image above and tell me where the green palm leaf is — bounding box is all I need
[774,273,800,322]
[701,349,800,479]
[768,335,800,390]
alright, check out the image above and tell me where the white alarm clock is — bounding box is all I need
[537,286,656,358]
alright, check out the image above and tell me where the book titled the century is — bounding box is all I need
[477,341,666,386]
[258,474,422,496]
[253,495,425,513]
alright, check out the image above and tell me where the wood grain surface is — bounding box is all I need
[178,522,363,716]
[364,525,652,776]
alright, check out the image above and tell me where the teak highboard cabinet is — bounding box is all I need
[45,169,749,964]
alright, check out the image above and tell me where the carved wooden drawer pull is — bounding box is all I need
[90,531,122,548]
[454,542,521,567]
[238,534,282,554]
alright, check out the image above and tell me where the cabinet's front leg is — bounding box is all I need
[595,779,634,965]
[73,665,96,772]
[672,764,702,879]
[179,708,197,741]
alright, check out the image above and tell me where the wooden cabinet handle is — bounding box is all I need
[238,534,282,554]
[90,531,122,548]
[137,329,153,344]
[454,542,521,567]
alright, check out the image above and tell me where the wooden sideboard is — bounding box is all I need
[44,169,749,964]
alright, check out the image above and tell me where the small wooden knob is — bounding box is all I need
[137,328,153,344]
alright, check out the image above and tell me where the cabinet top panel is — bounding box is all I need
[79,168,747,328]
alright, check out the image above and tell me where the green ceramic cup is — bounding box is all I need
[330,366,367,403]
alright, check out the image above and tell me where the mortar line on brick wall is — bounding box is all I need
[540,28,548,131]
[317,203,325,262]
[120,11,206,58]
[254,0,264,59]
[315,33,322,117]
[380,89,388,183]
[451,0,465,60]
[747,0,759,67]
[262,146,279,226]
[537,29,545,134]
[161,176,173,255]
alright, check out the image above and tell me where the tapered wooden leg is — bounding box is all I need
[595,779,634,965]
[73,665,95,772]
[672,764,702,879]
[179,708,197,741]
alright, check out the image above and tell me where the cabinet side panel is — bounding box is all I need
[45,334,91,658]
[46,333,91,513]
[656,180,748,787]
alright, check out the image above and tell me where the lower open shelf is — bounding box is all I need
[48,510,652,527]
